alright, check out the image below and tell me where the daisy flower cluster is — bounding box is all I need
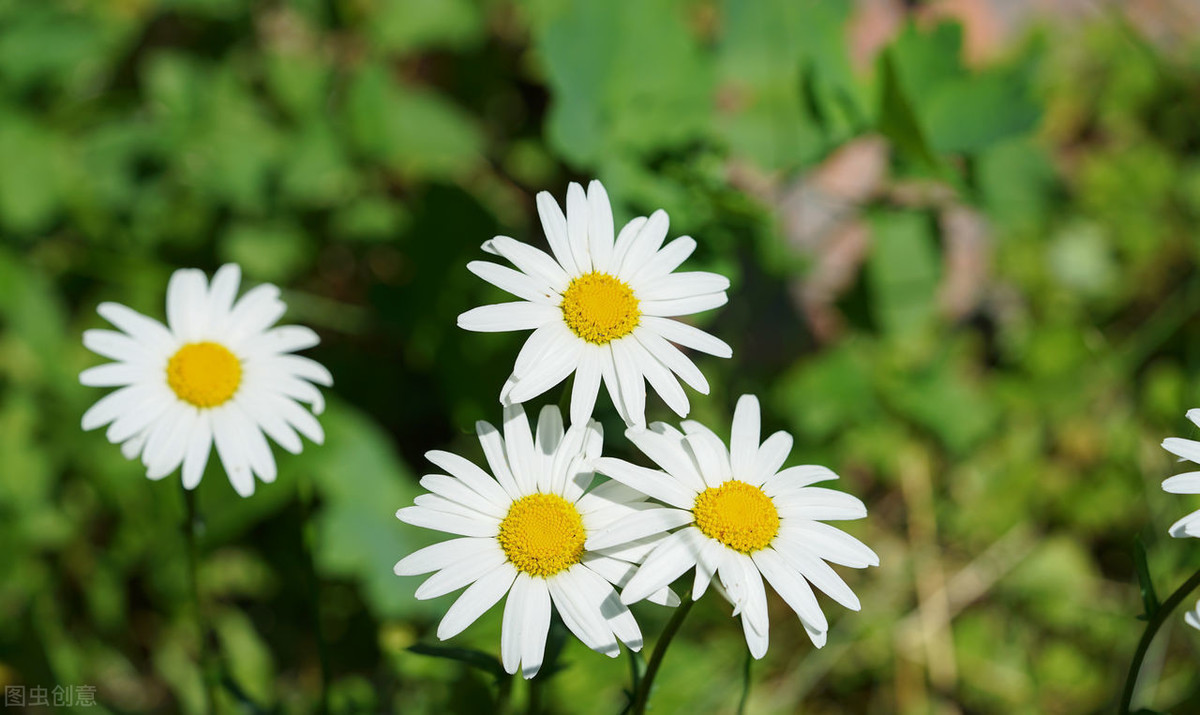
[395,181,879,684]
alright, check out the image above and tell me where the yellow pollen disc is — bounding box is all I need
[560,271,640,345]
[166,342,242,408]
[693,480,780,554]
[497,493,586,577]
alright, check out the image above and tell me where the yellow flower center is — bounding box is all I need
[166,342,242,408]
[693,480,780,554]
[560,271,640,344]
[497,493,586,577]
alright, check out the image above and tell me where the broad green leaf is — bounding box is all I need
[924,66,1040,154]
[344,63,484,178]
[866,211,940,336]
[305,401,433,619]
[0,111,67,234]
[532,0,712,166]
[887,21,1039,156]
[215,610,275,706]
[877,49,939,170]
[716,0,858,168]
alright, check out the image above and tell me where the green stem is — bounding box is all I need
[626,648,643,707]
[298,477,331,714]
[736,649,752,715]
[630,595,695,715]
[1119,568,1200,713]
[183,487,218,714]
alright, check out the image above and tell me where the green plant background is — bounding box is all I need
[3,0,1200,712]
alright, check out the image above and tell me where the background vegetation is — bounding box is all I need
[4,0,1200,712]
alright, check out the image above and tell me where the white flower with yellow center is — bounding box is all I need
[457,180,732,427]
[80,264,331,497]
[394,404,677,679]
[1161,409,1200,538]
[587,395,878,657]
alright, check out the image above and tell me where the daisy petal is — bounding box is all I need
[640,315,732,358]
[751,548,828,632]
[537,191,579,276]
[749,432,793,486]
[1163,471,1200,494]
[625,236,696,285]
[730,395,760,481]
[468,261,558,304]
[586,181,614,273]
[394,537,496,576]
[620,527,705,605]
[429,454,509,511]
[566,182,592,273]
[610,341,646,427]
[587,507,693,551]
[182,412,213,489]
[438,563,519,640]
[593,458,695,509]
[458,302,558,333]
[570,346,604,425]
[97,302,176,353]
[483,236,571,292]
[635,272,730,302]
[641,292,728,318]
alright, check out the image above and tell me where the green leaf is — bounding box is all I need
[368,0,484,54]
[886,21,1039,156]
[344,63,484,178]
[532,0,712,166]
[279,120,358,207]
[923,66,1040,154]
[866,211,940,336]
[0,111,67,234]
[305,401,433,619]
[877,49,939,170]
[407,643,508,681]
[215,610,275,707]
[1133,536,1160,620]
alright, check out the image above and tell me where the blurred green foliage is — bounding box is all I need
[4,0,1200,713]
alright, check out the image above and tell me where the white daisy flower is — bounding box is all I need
[457,180,732,427]
[1187,601,1200,631]
[587,394,878,658]
[394,404,678,679]
[80,264,332,497]
[1161,409,1200,538]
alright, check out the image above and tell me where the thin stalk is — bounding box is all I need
[630,595,695,715]
[298,476,331,714]
[736,649,752,715]
[1120,568,1200,713]
[183,487,218,714]
[627,649,643,706]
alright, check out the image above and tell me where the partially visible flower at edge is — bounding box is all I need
[80,264,331,497]
[1161,408,1200,538]
[587,394,878,658]
[457,180,732,428]
[395,403,678,679]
